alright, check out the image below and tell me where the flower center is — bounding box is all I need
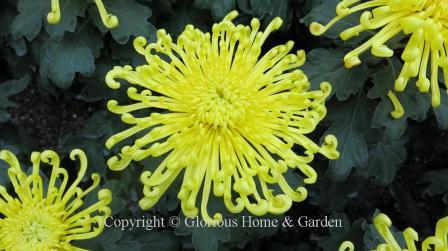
[193,84,248,128]
[0,204,64,250]
[23,220,54,244]
[215,86,225,98]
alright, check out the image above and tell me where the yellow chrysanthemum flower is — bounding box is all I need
[47,0,118,28]
[104,11,339,225]
[0,149,112,250]
[339,213,448,251]
[310,0,448,119]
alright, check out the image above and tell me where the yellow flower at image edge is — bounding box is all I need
[0,149,112,250]
[339,213,448,251]
[105,11,339,225]
[47,0,118,28]
[310,0,448,119]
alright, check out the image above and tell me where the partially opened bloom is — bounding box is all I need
[339,213,448,251]
[310,0,448,118]
[0,149,112,250]
[105,11,339,224]
[47,0,118,28]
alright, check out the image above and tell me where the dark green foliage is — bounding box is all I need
[0,0,446,250]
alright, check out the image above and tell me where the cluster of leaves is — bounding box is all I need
[0,0,447,250]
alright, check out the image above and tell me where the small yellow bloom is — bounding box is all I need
[105,11,339,224]
[339,213,448,251]
[310,0,448,118]
[48,0,118,28]
[0,149,112,250]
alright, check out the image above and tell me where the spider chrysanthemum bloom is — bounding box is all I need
[47,0,118,28]
[0,149,112,250]
[310,0,448,118]
[105,11,339,225]
[339,213,448,251]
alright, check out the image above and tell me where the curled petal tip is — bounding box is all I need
[387,91,404,119]
[416,78,430,93]
[47,0,61,24]
[224,10,239,21]
[105,71,122,89]
[30,152,41,163]
[0,150,12,162]
[374,213,392,226]
[271,17,283,30]
[432,95,441,108]
[394,77,408,92]
[139,197,156,210]
[372,44,394,58]
[104,15,119,29]
[133,36,148,55]
[250,18,260,28]
[320,82,332,96]
[338,241,355,251]
[47,12,61,24]
[340,27,359,40]
[309,22,325,36]
[343,56,361,68]
[70,149,86,161]
[98,189,113,203]
[106,155,130,171]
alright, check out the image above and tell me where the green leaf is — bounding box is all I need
[433,90,448,130]
[311,174,363,212]
[175,196,233,251]
[103,180,127,214]
[423,170,448,197]
[422,170,448,204]
[390,184,430,229]
[159,1,210,36]
[137,231,181,251]
[361,138,407,186]
[0,159,9,185]
[194,0,235,20]
[0,75,30,123]
[94,0,156,44]
[367,58,401,99]
[324,94,375,181]
[369,59,431,139]
[318,214,365,251]
[6,36,28,56]
[0,124,37,185]
[0,3,16,36]
[108,241,141,251]
[59,111,118,176]
[176,219,230,251]
[44,0,87,40]
[46,24,103,88]
[250,0,273,17]
[302,48,369,101]
[12,0,49,41]
[78,58,119,102]
[211,0,235,20]
[111,41,146,66]
[236,0,292,30]
[74,227,123,250]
